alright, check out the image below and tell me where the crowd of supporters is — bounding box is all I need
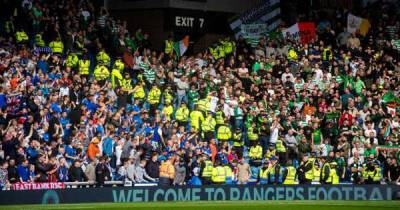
[0,0,399,190]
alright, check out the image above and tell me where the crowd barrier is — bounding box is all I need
[0,184,399,205]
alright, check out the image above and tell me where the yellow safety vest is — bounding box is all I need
[224,165,232,181]
[249,145,262,159]
[190,110,204,131]
[288,49,297,61]
[373,167,381,182]
[66,54,78,68]
[211,166,226,183]
[276,140,286,152]
[196,99,209,112]
[114,59,124,71]
[111,69,123,88]
[165,40,174,54]
[16,31,29,43]
[232,133,243,147]
[94,65,110,81]
[78,59,90,75]
[305,159,315,180]
[96,51,110,66]
[147,88,161,105]
[162,105,174,121]
[283,166,296,184]
[247,127,258,141]
[313,166,321,182]
[121,78,133,92]
[209,47,219,59]
[202,160,213,177]
[224,41,234,54]
[330,168,339,184]
[322,163,332,183]
[175,106,189,122]
[215,111,224,125]
[259,168,269,179]
[217,126,231,141]
[323,48,333,61]
[133,85,145,100]
[34,34,45,47]
[202,115,216,132]
[49,41,64,54]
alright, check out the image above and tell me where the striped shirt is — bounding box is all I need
[143,68,156,84]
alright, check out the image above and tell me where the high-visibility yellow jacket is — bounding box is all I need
[217,125,231,141]
[147,87,161,105]
[190,110,204,131]
[202,160,213,178]
[49,41,64,54]
[94,65,110,81]
[165,40,174,54]
[175,106,189,122]
[78,59,90,75]
[249,145,262,159]
[283,166,296,184]
[65,53,78,68]
[15,31,29,43]
[211,166,226,183]
[202,115,216,132]
[133,84,145,100]
[111,69,123,88]
[96,51,110,66]
[162,105,174,121]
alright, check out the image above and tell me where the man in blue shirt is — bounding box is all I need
[17,159,30,182]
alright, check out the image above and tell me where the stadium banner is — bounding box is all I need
[241,24,269,47]
[282,22,316,44]
[0,185,399,205]
[12,182,65,191]
[229,0,281,38]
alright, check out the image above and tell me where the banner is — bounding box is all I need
[0,185,399,205]
[12,182,65,191]
[230,0,281,38]
[282,22,316,44]
[241,24,269,47]
[347,14,370,36]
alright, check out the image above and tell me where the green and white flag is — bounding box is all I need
[229,0,281,38]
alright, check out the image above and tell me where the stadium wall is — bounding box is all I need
[0,185,399,205]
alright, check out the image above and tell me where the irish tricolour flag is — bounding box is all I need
[173,36,189,57]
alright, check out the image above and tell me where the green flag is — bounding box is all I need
[382,91,398,103]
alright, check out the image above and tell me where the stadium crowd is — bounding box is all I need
[0,0,399,190]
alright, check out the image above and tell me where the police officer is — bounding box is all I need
[200,154,213,185]
[78,54,90,79]
[232,127,244,158]
[175,102,189,127]
[320,156,331,184]
[259,160,269,185]
[249,141,263,167]
[202,111,216,141]
[211,160,226,184]
[216,123,232,144]
[298,153,314,184]
[268,156,283,185]
[283,160,297,185]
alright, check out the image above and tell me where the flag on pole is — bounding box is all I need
[173,36,189,57]
[229,0,281,38]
